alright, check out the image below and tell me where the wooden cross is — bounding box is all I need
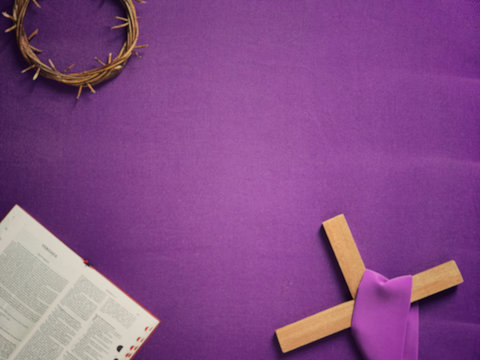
[275,214,464,353]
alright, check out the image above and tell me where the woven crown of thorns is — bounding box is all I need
[3,0,148,98]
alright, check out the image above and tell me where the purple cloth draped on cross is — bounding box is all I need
[352,270,419,360]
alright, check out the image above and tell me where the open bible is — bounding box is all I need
[0,205,160,360]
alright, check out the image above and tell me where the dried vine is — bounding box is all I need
[3,0,147,98]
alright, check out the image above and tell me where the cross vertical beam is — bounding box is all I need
[323,214,365,298]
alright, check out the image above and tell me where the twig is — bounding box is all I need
[48,58,56,71]
[21,64,35,73]
[5,24,17,33]
[62,63,75,73]
[33,67,40,80]
[111,22,129,29]
[29,44,43,53]
[86,83,96,93]
[28,28,38,41]
[77,85,83,99]
[94,57,106,66]
[2,12,15,21]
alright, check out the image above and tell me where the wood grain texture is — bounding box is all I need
[322,214,365,298]
[276,260,463,353]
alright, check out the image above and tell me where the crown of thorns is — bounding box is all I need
[3,0,147,98]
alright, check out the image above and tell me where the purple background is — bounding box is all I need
[1,0,479,359]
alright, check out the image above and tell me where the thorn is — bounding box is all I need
[33,67,41,80]
[108,53,112,64]
[30,44,43,53]
[77,85,83,99]
[28,28,39,41]
[5,23,16,33]
[62,63,75,73]
[134,51,142,58]
[32,0,41,8]
[21,64,35,73]
[94,57,106,66]
[86,83,96,94]
[135,44,149,49]
[135,0,147,4]
[115,16,128,21]
[2,12,15,21]
[48,58,56,71]
[111,22,128,30]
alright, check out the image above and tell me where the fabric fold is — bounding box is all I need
[351,269,419,360]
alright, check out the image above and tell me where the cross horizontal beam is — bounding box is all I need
[276,260,463,353]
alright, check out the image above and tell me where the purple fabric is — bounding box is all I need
[0,0,479,359]
[352,270,419,360]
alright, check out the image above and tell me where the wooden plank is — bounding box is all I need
[276,300,354,354]
[276,260,463,353]
[322,214,365,298]
[411,260,464,302]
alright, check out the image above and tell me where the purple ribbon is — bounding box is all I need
[351,270,419,360]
